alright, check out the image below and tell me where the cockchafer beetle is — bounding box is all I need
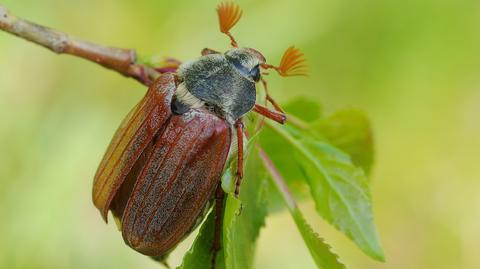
[92,1,307,262]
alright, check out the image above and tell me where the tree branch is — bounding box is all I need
[0,5,159,85]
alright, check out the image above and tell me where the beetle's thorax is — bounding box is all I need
[175,50,263,124]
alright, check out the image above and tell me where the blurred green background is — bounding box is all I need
[1,0,479,268]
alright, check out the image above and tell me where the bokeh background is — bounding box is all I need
[1,0,479,268]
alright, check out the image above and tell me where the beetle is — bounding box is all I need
[92,1,307,262]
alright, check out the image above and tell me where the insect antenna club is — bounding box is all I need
[92,1,307,266]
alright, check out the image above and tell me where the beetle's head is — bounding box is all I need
[217,2,307,81]
[225,48,266,83]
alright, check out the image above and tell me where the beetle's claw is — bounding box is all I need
[234,175,241,197]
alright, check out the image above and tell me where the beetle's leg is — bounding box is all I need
[234,120,244,197]
[211,183,225,269]
[253,104,287,124]
[154,58,182,74]
[202,48,221,56]
[260,78,285,113]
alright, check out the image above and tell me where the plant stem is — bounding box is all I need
[257,147,298,212]
[0,5,159,85]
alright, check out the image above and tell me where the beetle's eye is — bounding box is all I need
[250,65,261,82]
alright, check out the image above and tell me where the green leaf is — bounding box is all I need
[291,208,346,269]
[268,123,385,261]
[284,97,323,122]
[259,148,346,269]
[259,98,324,212]
[177,209,222,269]
[252,98,326,211]
[312,109,374,174]
[260,126,311,212]
[221,166,236,194]
[223,148,269,269]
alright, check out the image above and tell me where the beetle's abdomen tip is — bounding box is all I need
[123,234,170,257]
